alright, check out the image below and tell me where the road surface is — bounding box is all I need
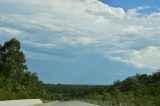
[35,101,98,106]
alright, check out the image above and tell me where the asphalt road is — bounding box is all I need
[35,101,98,106]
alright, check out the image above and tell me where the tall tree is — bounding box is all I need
[0,38,48,100]
[1,38,27,79]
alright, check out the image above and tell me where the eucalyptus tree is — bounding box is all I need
[1,38,27,79]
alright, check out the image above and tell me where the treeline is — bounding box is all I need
[45,72,160,105]
[0,38,48,100]
[45,84,109,100]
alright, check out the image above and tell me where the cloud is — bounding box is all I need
[128,46,160,69]
[0,0,160,70]
[108,46,160,69]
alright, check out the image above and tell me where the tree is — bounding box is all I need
[1,38,27,79]
[0,38,48,100]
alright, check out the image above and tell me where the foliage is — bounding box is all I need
[0,38,48,100]
[45,72,160,105]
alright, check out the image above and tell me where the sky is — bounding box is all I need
[0,0,160,85]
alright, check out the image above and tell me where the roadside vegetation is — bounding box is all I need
[0,38,160,105]
[0,38,48,100]
[46,72,160,105]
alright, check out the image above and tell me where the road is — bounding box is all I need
[35,101,98,106]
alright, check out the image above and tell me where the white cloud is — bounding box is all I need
[109,46,160,69]
[0,0,160,69]
[129,46,160,69]
[0,27,21,35]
